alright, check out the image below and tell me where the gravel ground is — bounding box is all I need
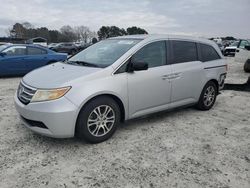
[0,58,249,188]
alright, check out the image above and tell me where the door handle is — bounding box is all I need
[161,75,170,80]
[162,73,182,80]
[164,73,182,80]
[171,72,181,79]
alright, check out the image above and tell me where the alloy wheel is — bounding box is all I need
[203,86,215,107]
[87,105,115,137]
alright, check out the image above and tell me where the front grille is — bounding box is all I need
[17,82,37,105]
[21,116,48,129]
[225,49,236,53]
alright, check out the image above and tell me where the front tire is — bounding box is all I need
[196,81,217,110]
[75,96,120,143]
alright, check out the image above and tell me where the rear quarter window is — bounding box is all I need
[27,47,47,55]
[200,43,221,62]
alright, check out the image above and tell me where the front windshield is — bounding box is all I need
[230,41,239,47]
[68,39,141,68]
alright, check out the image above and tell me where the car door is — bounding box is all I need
[0,46,27,75]
[169,40,204,107]
[127,40,172,118]
[235,40,250,63]
[26,46,48,72]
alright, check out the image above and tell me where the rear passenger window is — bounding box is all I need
[172,41,198,64]
[27,47,47,55]
[200,43,220,62]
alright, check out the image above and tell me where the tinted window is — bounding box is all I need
[3,46,26,56]
[200,43,220,62]
[27,47,47,55]
[239,40,250,49]
[131,41,166,68]
[172,40,198,64]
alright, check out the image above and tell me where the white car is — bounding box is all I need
[223,41,239,56]
[14,35,227,143]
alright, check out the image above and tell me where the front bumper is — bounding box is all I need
[224,50,236,56]
[14,93,79,138]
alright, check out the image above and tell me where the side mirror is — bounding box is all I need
[128,61,148,72]
[244,45,250,51]
[0,52,6,57]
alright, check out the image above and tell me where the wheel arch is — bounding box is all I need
[208,79,219,94]
[75,93,126,130]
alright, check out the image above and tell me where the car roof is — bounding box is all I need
[13,44,44,47]
[111,34,216,46]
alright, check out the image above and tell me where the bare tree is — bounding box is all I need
[74,26,96,43]
[22,22,34,29]
[60,25,77,42]
[5,27,13,37]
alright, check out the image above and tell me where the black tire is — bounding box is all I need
[244,59,250,73]
[196,81,217,111]
[75,96,121,143]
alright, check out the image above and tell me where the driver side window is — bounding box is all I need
[131,41,167,68]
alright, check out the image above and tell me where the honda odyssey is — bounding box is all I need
[14,35,227,143]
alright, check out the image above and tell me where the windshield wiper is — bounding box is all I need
[67,60,100,68]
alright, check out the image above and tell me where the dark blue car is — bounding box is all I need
[0,44,67,76]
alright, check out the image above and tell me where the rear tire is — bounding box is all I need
[196,81,217,111]
[75,96,120,143]
[244,59,250,73]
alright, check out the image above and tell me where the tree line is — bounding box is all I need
[6,22,148,43]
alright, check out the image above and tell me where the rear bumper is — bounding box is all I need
[14,93,79,138]
[219,73,227,90]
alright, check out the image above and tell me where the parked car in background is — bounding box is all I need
[48,43,58,49]
[217,43,225,53]
[50,42,78,55]
[0,44,67,76]
[0,42,12,46]
[14,35,227,143]
[235,40,250,63]
[78,43,92,51]
[224,41,239,56]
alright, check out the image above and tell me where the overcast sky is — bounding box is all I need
[0,0,249,38]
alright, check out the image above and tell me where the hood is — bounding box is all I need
[23,62,101,88]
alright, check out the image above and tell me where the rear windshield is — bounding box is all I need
[68,39,141,68]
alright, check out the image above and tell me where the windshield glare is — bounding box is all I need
[230,41,239,47]
[68,39,141,68]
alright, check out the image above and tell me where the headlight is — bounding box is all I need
[31,86,71,102]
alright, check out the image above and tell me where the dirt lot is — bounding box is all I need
[0,58,249,188]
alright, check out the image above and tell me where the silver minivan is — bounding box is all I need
[15,35,227,143]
